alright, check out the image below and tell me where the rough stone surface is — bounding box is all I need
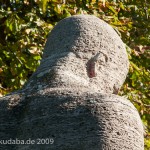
[27,15,129,94]
[0,15,144,150]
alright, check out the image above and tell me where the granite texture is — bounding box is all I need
[0,15,144,150]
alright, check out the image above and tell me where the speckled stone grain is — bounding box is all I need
[0,15,144,150]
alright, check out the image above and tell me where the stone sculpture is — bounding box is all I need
[0,15,144,150]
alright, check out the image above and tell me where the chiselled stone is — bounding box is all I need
[0,15,144,150]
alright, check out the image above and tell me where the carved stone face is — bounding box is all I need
[33,15,129,93]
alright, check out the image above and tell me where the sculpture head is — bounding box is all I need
[30,15,129,93]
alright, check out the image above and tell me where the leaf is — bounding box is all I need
[33,55,41,60]
[20,79,26,85]
[130,61,141,72]
[40,0,49,13]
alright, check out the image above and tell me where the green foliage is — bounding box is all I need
[0,0,150,148]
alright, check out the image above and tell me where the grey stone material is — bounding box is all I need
[0,15,144,150]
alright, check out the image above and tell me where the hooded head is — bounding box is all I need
[29,15,129,93]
